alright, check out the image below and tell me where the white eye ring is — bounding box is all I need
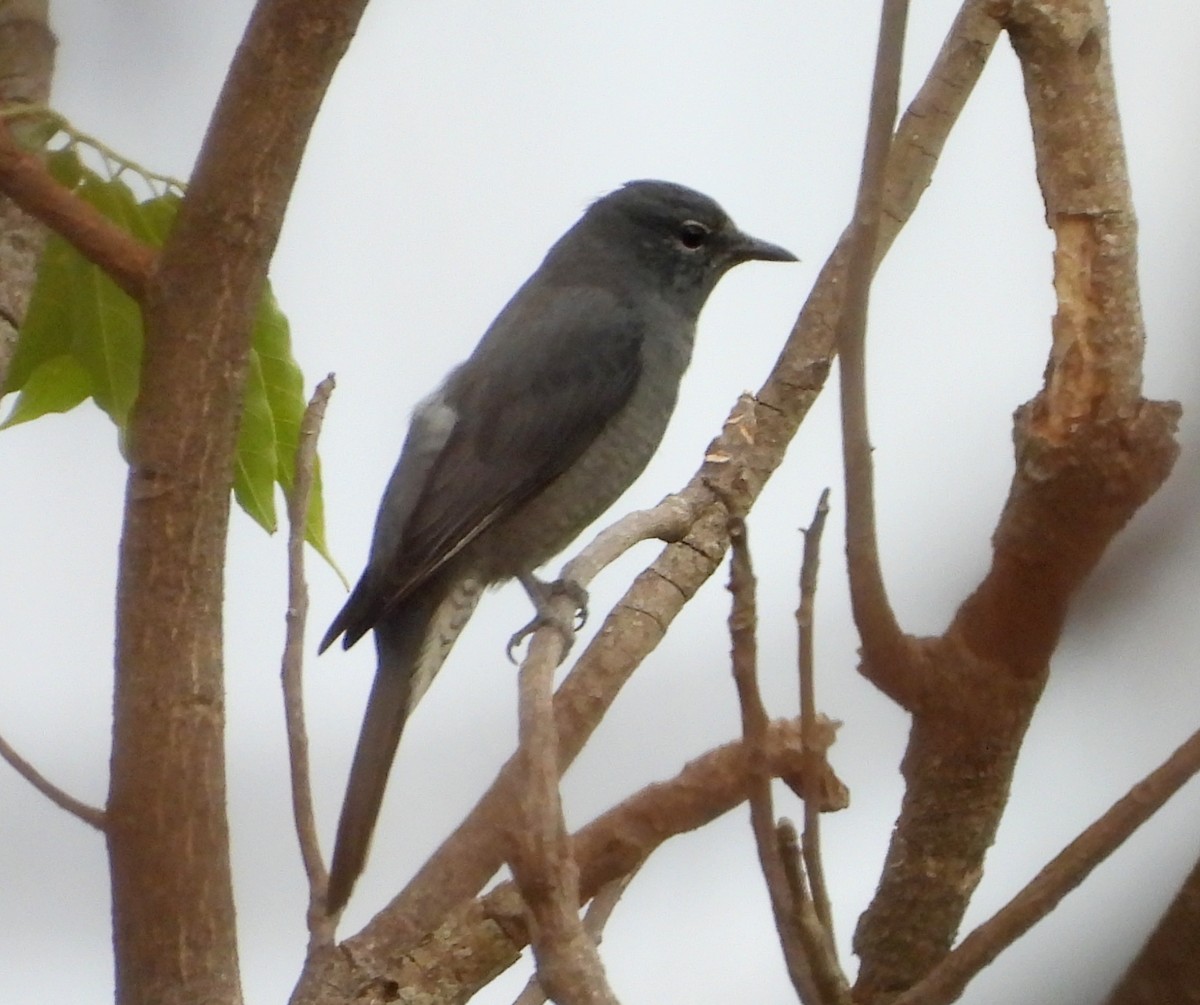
[677,220,711,250]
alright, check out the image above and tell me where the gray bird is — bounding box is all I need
[319,179,795,912]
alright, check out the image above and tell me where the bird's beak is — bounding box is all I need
[729,230,798,264]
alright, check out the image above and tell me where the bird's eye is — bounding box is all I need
[676,220,711,250]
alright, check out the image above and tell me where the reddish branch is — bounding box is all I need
[0,119,155,301]
[891,727,1200,1005]
[852,2,1180,1001]
[105,3,369,1005]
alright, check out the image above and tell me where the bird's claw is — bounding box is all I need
[505,621,539,662]
[506,576,590,662]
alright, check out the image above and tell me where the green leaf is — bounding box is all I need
[137,193,181,245]
[6,156,146,425]
[232,351,279,534]
[45,147,84,189]
[5,135,339,573]
[251,288,344,579]
[1,355,92,428]
[64,242,142,426]
[8,111,62,152]
[4,233,77,394]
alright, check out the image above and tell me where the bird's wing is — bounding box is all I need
[322,285,643,650]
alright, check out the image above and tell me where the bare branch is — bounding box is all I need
[107,3,370,1003]
[778,820,852,1005]
[512,870,641,1005]
[561,494,694,588]
[0,728,105,830]
[727,518,821,1003]
[509,591,622,1005]
[0,118,155,301]
[500,496,697,1004]
[853,2,1181,997]
[891,727,1200,1005]
[282,375,336,947]
[837,0,910,688]
[580,871,638,945]
[795,489,833,939]
[294,719,846,1005]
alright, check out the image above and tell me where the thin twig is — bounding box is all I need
[778,820,852,1005]
[891,726,1200,1005]
[795,489,834,939]
[0,104,188,194]
[838,0,911,676]
[727,518,821,1003]
[281,374,336,947]
[0,729,105,830]
[580,870,639,943]
[559,493,694,589]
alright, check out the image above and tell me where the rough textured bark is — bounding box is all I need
[0,0,55,389]
[105,3,369,1004]
[851,2,1181,1000]
[1106,851,1200,1005]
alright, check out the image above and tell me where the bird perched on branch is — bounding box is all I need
[319,179,795,912]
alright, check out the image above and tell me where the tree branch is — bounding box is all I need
[890,727,1200,1005]
[778,819,851,1005]
[852,2,1181,999]
[512,870,640,1005]
[0,728,105,830]
[0,2,56,387]
[727,518,824,1003]
[283,375,336,949]
[837,0,910,684]
[0,118,155,302]
[289,717,847,1005]
[509,586,621,1005]
[105,3,369,1004]
[796,489,834,941]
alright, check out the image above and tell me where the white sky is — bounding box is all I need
[2,3,1198,1003]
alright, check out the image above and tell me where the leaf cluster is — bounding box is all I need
[1,144,337,570]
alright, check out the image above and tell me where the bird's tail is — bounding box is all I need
[325,575,484,914]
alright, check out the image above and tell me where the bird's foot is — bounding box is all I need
[506,574,590,662]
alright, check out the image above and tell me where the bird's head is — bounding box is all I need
[583,179,796,304]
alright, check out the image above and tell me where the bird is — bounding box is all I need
[318,179,796,913]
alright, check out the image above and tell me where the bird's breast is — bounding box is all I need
[469,313,695,578]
